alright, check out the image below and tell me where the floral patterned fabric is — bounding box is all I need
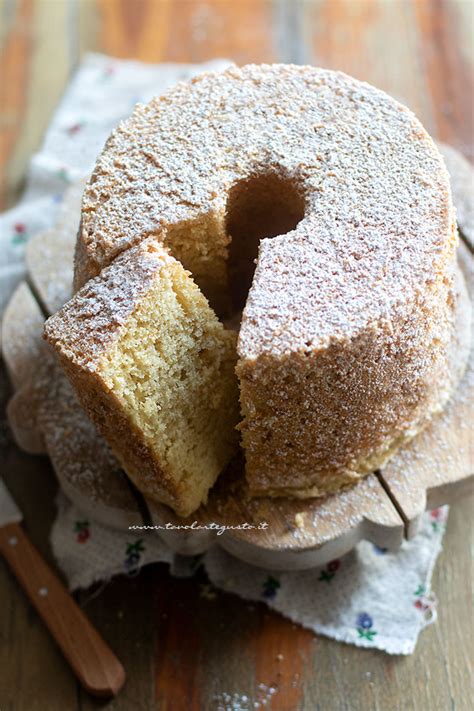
[52,492,447,655]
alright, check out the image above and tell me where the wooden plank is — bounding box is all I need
[163,0,276,64]
[95,0,171,60]
[92,0,276,65]
[25,179,85,314]
[425,494,474,708]
[1,281,45,390]
[2,281,46,453]
[195,588,260,710]
[0,0,33,209]
[414,0,474,160]
[252,608,313,710]
[306,0,435,128]
[0,0,73,209]
[155,571,204,710]
[306,0,474,155]
[79,570,157,711]
[8,0,73,199]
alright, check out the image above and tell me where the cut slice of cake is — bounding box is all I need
[44,239,240,516]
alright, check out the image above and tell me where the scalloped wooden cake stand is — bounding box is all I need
[2,181,473,570]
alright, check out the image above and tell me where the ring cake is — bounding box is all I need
[46,64,467,515]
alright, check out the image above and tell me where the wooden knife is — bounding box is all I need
[0,478,125,697]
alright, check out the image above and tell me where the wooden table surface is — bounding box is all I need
[1,1,473,709]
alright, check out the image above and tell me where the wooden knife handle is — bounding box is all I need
[0,522,125,697]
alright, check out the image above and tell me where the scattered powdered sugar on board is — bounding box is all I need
[213,683,278,710]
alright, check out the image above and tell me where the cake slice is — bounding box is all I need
[44,239,240,516]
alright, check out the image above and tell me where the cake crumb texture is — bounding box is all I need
[45,239,240,516]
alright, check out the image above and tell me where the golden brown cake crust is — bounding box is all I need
[239,267,470,497]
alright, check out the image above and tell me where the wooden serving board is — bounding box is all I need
[1,181,473,570]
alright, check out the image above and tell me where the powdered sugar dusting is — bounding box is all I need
[26,180,85,314]
[79,64,453,356]
[45,239,176,370]
[2,282,45,390]
[38,357,136,511]
[27,229,74,314]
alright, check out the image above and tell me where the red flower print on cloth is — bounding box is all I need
[74,520,90,544]
[318,559,341,582]
[414,584,437,621]
[12,222,27,244]
[101,64,116,81]
[66,122,83,136]
[430,507,448,532]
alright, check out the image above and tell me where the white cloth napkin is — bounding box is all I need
[0,53,453,655]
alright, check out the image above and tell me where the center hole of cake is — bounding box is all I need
[225,172,306,318]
